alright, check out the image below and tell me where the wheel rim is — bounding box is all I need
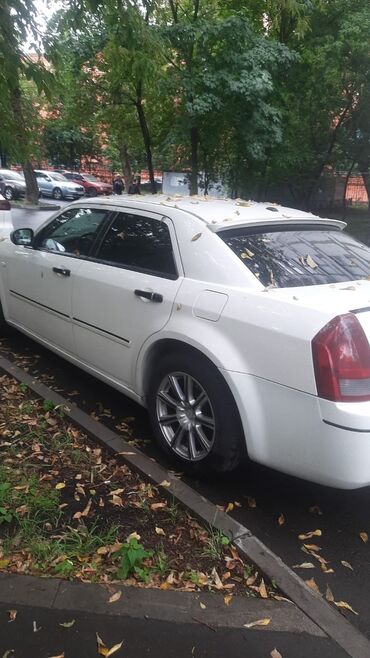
[4,188,12,200]
[53,188,62,199]
[156,372,216,462]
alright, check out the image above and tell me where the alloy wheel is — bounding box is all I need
[156,372,216,461]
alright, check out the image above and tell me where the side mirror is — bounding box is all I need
[11,228,34,246]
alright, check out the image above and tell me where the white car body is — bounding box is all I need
[0,194,13,236]
[1,195,370,489]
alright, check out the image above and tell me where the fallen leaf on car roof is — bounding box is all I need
[191,233,202,242]
[6,610,17,622]
[334,600,358,615]
[108,591,122,604]
[341,560,354,571]
[306,254,318,269]
[298,529,322,540]
[360,532,368,543]
[244,618,271,629]
[305,578,321,595]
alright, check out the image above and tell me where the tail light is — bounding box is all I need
[312,313,370,402]
[0,200,11,210]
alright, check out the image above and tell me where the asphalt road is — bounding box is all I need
[3,202,370,641]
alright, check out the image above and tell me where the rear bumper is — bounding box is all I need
[222,369,370,489]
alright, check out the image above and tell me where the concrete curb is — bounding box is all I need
[11,202,61,211]
[0,573,323,636]
[1,355,369,658]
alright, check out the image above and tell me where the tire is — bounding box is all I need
[52,187,63,200]
[0,300,11,336]
[4,187,14,201]
[147,350,244,473]
[87,187,97,197]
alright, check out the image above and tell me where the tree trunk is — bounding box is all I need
[135,95,156,194]
[22,160,39,205]
[342,160,355,215]
[189,126,199,195]
[119,142,133,192]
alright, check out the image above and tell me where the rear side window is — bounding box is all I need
[219,226,370,288]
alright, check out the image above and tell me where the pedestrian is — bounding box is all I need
[113,175,124,195]
[128,177,141,195]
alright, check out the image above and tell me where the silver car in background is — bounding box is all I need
[35,170,85,200]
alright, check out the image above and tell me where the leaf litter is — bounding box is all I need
[0,374,279,600]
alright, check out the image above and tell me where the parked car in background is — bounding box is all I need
[0,193,13,235]
[60,172,112,197]
[35,170,85,200]
[4,196,370,489]
[0,169,26,200]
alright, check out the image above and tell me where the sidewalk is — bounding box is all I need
[0,574,349,658]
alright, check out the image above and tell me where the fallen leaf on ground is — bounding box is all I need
[96,633,124,657]
[325,586,334,602]
[150,502,167,510]
[298,529,322,540]
[259,579,268,599]
[59,619,76,628]
[225,502,234,513]
[159,480,171,487]
[308,505,322,515]
[292,562,315,569]
[334,600,358,615]
[33,621,41,632]
[7,610,17,622]
[108,591,122,604]
[278,514,285,526]
[224,594,233,606]
[2,651,14,658]
[360,532,368,543]
[341,560,354,571]
[49,654,65,658]
[271,650,283,658]
[305,578,321,595]
[247,497,256,509]
[155,527,166,536]
[199,602,206,609]
[55,482,66,490]
[244,618,271,629]
[0,559,10,569]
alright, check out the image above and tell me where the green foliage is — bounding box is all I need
[114,536,153,581]
[0,483,13,525]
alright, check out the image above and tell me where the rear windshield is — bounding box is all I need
[218,225,370,288]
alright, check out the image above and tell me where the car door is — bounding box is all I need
[71,210,183,389]
[5,206,110,353]
[35,172,51,196]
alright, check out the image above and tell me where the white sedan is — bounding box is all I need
[0,193,13,235]
[1,196,370,489]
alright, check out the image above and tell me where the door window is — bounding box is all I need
[95,212,177,278]
[35,207,110,257]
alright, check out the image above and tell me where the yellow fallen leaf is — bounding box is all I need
[225,502,234,513]
[271,651,283,658]
[360,532,368,543]
[292,563,315,569]
[259,579,268,599]
[341,560,354,571]
[334,600,358,615]
[59,619,76,628]
[108,591,122,604]
[159,480,171,487]
[199,602,206,609]
[244,618,271,629]
[55,483,66,490]
[224,594,233,606]
[155,527,166,536]
[303,544,321,552]
[326,585,334,602]
[298,530,322,540]
[7,610,17,622]
[0,559,10,569]
[278,514,285,526]
[96,634,124,657]
[305,578,321,595]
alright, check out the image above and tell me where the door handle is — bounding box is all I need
[53,267,71,277]
[134,289,163,303]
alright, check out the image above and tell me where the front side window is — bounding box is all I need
[219,225,370,288]
[96,212,177,278]
[36,207,109,257]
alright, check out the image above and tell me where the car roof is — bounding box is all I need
[73,195,346,231]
